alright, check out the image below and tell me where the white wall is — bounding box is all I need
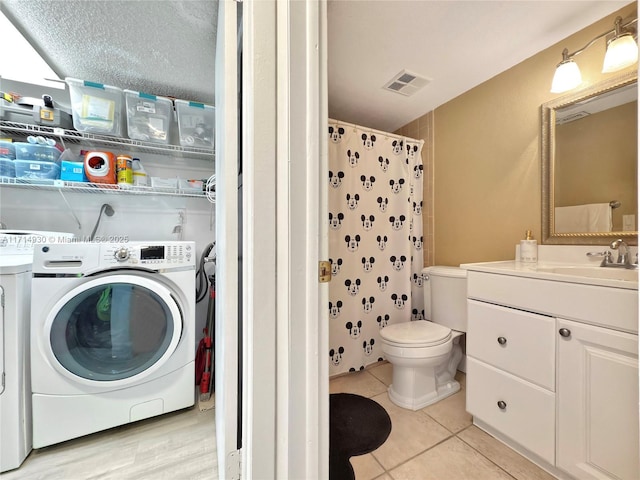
[0,188,216,349]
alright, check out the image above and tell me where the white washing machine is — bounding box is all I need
[30,241,196,448]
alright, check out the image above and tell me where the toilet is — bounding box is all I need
[380,266,467,410]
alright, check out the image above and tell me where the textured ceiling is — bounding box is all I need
[1,0,218,105]
[1,0,635,132]
[328,0,634,132]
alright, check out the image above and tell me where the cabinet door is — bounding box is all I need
[557,318,639,480]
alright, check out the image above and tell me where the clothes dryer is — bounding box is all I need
[30,241,196,448]
[0,256,32,472]
[0,230,74,472]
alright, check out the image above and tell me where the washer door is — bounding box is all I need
[45,274,183,386]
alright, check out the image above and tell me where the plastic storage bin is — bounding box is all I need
[0,95,34,124]
[0,96,73,128]
[124,90,173,144]
[0,158,15,177]
[14,142,62,163]
[151,177,179,189]
[174,99,214,148]
[15,160,60,179]
[0,141,16,159]
[66,78,124,136]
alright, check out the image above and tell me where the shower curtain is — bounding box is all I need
[328,119,425,376]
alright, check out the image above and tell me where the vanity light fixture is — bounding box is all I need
[551,49,582,93]
[551,15,638,93]
[602,17,639,73]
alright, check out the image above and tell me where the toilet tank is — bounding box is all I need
[423,266,468,332]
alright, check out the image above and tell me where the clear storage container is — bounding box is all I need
[0,141,16,159]
[151,177,178,189]
[124,90,174,144]
[15,160,60,179]
[174,99,214,148]
[14,142,62,163]
[66,78,124,136]
[0,158,15,177]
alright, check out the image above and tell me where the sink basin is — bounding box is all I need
[537,266,639,282]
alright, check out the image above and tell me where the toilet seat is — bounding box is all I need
[380,321,451,348]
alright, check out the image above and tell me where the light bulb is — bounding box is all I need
[602,34,639,73]
[551,60,582,93]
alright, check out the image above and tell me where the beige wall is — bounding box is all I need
[396,112,435,267]
[398,4,637,267]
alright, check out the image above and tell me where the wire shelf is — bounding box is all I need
[0,121,215,161]
[0,177,210,199]
[0,121,215,200]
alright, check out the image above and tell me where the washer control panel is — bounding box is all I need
[102,242,194,267]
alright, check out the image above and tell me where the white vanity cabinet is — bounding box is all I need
[557,318,639,480]
[465,267,639,480]
[466,300,556,464]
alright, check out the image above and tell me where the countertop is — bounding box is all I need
[461,260,638,290]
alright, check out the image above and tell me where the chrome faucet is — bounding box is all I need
[610,239,632,267]
[586,250,614,267]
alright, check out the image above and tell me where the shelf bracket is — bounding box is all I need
[58,189,82,229]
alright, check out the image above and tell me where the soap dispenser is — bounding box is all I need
[520,230,538,263]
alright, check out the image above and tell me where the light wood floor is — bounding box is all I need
[3,403,217,480]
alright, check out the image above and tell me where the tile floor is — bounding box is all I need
[330,363,556,480]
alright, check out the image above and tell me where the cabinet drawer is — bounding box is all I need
[467,299,555,390]
[467,270,638,334]
[466,358,555,464]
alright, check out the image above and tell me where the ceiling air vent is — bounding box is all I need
[383,70,431,96]
[556,111,590,125]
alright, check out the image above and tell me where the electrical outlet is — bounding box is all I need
[622,214,635,231]
[177,208,186,225]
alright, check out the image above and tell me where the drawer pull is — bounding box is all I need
[558,328,571,338]
[497,400,507,410]
[497,336,507,345]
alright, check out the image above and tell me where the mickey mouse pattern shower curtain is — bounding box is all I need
[328,120,425,376]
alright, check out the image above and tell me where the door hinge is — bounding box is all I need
[0,290,4,309]
[319,260,331,283]
[226,449,241,479]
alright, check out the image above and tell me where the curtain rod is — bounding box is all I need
[328,118,424,145]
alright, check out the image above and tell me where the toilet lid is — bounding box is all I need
[380,321,451,347]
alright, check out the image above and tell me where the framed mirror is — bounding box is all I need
[542,71,638,245]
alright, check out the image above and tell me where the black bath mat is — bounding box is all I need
[329,393,392,480]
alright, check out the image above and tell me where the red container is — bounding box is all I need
[84,151,116,184]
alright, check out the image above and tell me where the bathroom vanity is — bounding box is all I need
[462,253,638,480]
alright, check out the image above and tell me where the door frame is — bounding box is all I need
[241,0,276,476]
[242,0,328,478]
[215,0,240,477]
